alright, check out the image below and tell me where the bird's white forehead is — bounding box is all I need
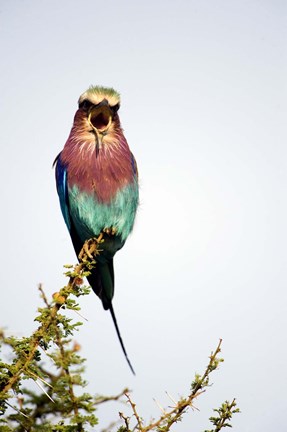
[78,86,120,107]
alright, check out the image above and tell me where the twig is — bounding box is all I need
[125,392,143,429]
[119,411,131,431]
[38,284,50,308]
[94,388,130,405]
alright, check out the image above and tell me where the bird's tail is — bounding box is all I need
[109,303,135,375]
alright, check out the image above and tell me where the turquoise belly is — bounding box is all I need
[68,182,139,244]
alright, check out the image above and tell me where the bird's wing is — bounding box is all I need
[54,152,84,257]
[54,153,71,231]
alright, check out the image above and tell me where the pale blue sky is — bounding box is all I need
[0,1,286,430]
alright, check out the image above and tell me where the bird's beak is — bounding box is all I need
[88,103,112,134]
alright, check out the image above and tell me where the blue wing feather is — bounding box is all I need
[54,153,71,231]
[131,152,138,177]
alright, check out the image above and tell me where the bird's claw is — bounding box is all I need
[78,233,104,262]
[78,227,116,263]
[103,226,117,236]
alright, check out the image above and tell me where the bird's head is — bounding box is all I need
[75,86,121,153]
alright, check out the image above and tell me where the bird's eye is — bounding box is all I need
[79,99,93,110]
[111,103,120,114]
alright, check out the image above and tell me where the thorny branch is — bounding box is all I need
[0,233,240,431]
[120,340,238,432]
[0,234,103,397]
[0,234,109,431]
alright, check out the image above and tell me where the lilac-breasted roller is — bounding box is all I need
[54,86,139,373]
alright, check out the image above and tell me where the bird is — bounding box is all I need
[54,85,139,374]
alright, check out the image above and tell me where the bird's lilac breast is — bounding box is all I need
[61,141,138,242]
[62,134,134,201]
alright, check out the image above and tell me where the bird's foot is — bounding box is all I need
[78,233,104,262]
[103,226,117,236]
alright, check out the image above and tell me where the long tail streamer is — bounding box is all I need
[109,303,135,375]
